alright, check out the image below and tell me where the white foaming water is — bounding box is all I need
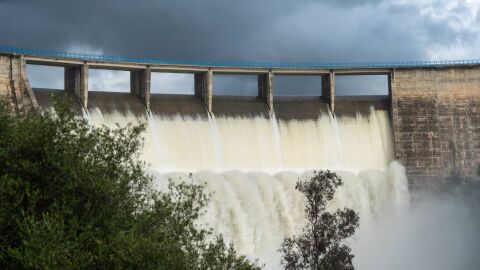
[87,105,410,269]
[151,162,409,269]
[88,107,394,172]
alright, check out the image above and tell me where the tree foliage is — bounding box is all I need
[279,171,359,270]
[0,100,260,269]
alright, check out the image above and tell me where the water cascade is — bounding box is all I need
[83,95,411,269]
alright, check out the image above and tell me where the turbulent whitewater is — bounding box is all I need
[88,106,394,172]
[83,99,412,269]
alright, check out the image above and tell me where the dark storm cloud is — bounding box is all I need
[0,0,299,61]
[0,0,458,61]
[319,0,384,8]
[2,0,479,95]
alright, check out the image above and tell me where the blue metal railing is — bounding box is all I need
[1,44,480,69]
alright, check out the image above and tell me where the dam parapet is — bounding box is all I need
[1,47,480,186]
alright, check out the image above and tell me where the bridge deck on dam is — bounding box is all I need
[2,45,480,70]
[2,46,480,186]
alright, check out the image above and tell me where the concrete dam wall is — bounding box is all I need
[392,68,480,185]
[1,50,480,186]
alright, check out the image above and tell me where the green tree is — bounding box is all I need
[279,171,359,270]
[0,100,261,270]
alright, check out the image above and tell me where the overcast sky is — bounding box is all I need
[2,0,479,95]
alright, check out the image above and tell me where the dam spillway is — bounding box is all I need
[84,93,393,172]
[51,90,409,269]
[1,47,480,268]
[2,46,480,185]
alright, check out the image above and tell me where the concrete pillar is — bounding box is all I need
[79,64,88,111]
[388,70,400,160]
[194,69,213,112]
[9,55,23,113]
[258,71,273,111]
[64,66,77,95]
[0,54,38,114]
[144,67,151,111]
[65,64,88,110]
[130,70,139,96]
[130,67,151,111]
[19,55,38,110]
[322,71,335,113]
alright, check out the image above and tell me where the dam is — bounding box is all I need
[1,46,479,186]
[1,46,480,269]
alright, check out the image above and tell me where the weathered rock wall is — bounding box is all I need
[392,67,480,186]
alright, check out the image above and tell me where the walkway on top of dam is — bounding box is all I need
[2,45,480,74]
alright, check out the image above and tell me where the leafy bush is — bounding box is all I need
[0,100,260,270]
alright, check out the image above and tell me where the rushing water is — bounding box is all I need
[85,101,416,268]
[151,163,409,269]
[31,89,479,269]
[88,106,394,172]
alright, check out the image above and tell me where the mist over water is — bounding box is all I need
[353,185,480,270]
[81,98,480,270]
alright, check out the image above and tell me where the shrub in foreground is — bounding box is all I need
[0,101,260,269]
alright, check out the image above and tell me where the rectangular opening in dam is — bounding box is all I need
[212,74,257,96]
[335,74,390,116]
[26,64,81,110]
[212,74,268,117]
[26,64,64,90]
[150,72,194,95]
[273,75,322,96]
[335,75,389,97]
[272,75,325,120]
[149,72,205,116]
[89,69,130,93]
[87,68,146,115]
